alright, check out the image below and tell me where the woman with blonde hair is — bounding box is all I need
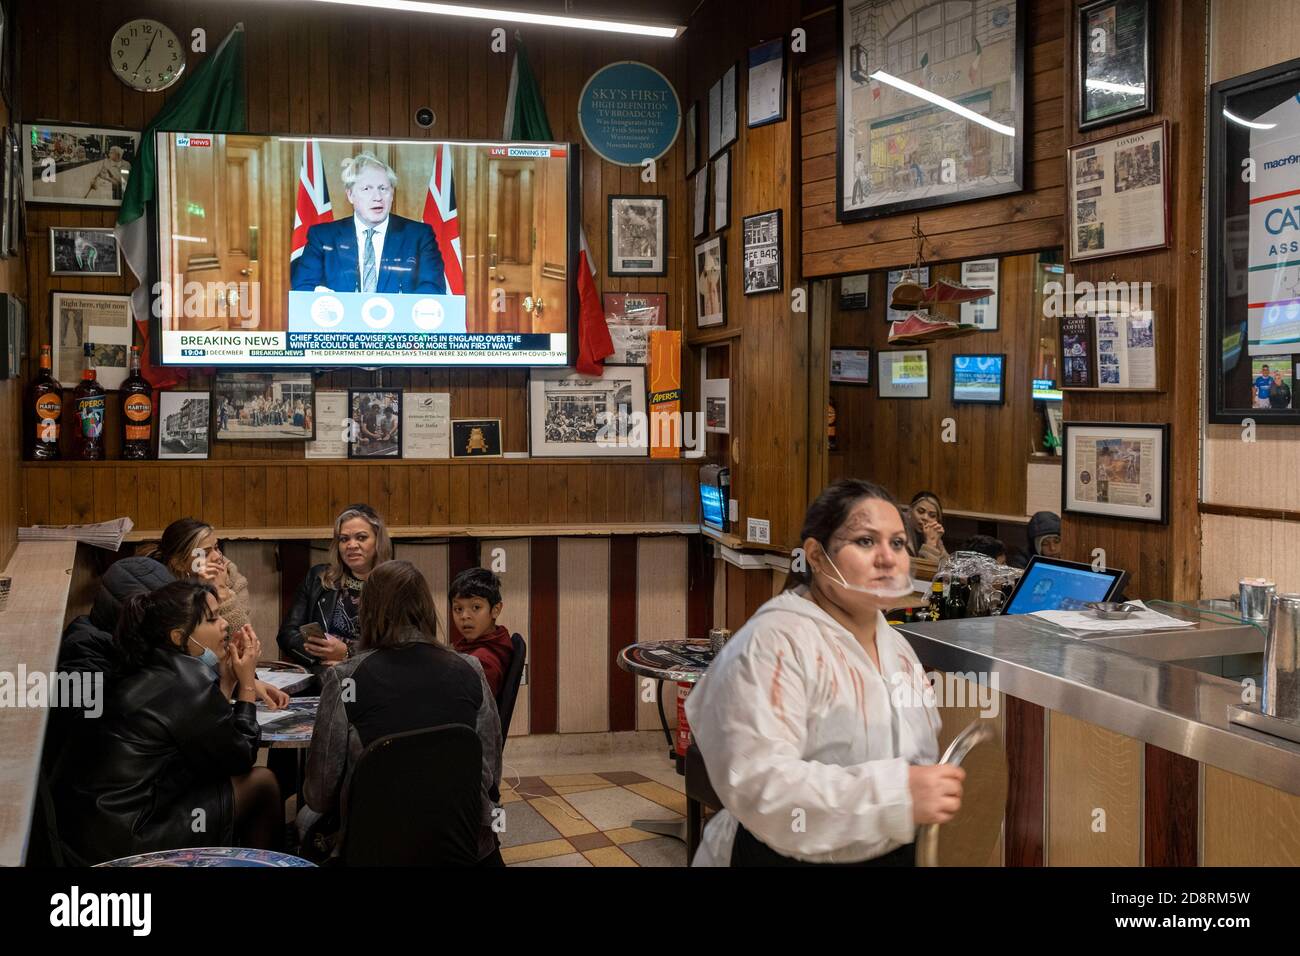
[277,503,393,670]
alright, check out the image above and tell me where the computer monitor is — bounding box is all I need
[699,464,730,533]
[1002,555,1126,616]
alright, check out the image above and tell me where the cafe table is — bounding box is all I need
[258,696,320,805]
[616,639,716,841]
[97,847,316,867]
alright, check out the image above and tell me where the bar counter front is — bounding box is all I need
[895,606,1300,867]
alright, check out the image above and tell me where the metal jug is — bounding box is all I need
[1263,593,1300,722]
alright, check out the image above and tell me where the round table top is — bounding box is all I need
[617,640,715,683]
[257,696,319,748]
[97,847,316,867]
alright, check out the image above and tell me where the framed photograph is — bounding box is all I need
[1093,308,1157,389]
[1208,55,1300,424]
[951,353,1006,405]
[603,292,667,365]
[49,227,122,277]
[607,194,667,277]
[452,418,503,458]
[747,37,786,128]
[702,376,730,434]
[694,235,726,328]
[711,152,730,232]
[839,274,870,310]
[529,366,648,458]
[23,123,140,207]
[0,292,24,379]
[347,389,402,458]
[1062,421,1169,524]
[959,259,999,330]
[1077,0,1153,131]
[685,101,698,174]
[157,392,211,460]
[213,371,316,441]
[830,347,872,386]
[708,63,738,158]
[1059,314,1098,388]
[837,0,1026,222]
[692,168,708,239]
[741,209,782,295]
[877,349,929,398]
[1067,120,1169,261]
[50,291,132,389]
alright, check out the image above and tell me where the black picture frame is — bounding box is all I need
[49,226,123,277]
[711,152,730,233]
[877,348,929,399]
[746,37,786,129]
[691,167,709,240]
[452,418,503,458]
[685,101,699,174]
[0,291,24,379]
[741,209,782,296]
[1207,55,1300,425]
[1060,421,1169,524]
[607,194,668,278]
[836,0,1026,223]
[1076,0,1154,132]
[347,388,403,458]
[1059,314,1098,389]
[950,353,1006,405]
[829,346,872,386]
[212,371,317,442]
[694,235,726,329]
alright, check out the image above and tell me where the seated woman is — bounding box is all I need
[1010,511,1061,569]
[301,560,503,864]
[686,479,964,866]
[907,491,949,563]
[147,517,287,707]
[278,504,392,672]
[53,581,281,864]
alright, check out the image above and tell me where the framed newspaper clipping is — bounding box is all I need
[1061,421,1168,524]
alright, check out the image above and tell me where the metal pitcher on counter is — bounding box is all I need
[1264,593,1300,723]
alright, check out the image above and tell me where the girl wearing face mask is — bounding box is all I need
[685,479,965,866]
[277,504,393,671]
[52,580,282,865]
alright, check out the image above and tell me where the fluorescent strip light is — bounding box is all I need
[1084,78,1145,96]
[264,0,683,38]
[869,70,1016,137]
[1223,108,1276,130]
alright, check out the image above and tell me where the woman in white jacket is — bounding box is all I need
[685,479,965,866]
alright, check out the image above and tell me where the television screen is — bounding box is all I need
[951,354,1005,404]
[154,133,576,367]
[700,482,726,531]
[1032,378,1063,401]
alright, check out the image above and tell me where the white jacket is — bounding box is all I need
[685,587,941,865]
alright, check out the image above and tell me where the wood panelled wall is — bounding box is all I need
[1060,0,1205,601]
[0,0,24,568]
[682,0,807,552]
[16,0,693,531]
[826,253,1048,517]
[798,0,1066,278]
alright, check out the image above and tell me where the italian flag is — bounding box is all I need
[503,35,613,377]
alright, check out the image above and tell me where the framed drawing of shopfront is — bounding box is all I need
[837,0,1025,222]
[1208,55,1300,424]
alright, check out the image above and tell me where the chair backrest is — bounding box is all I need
[340,724,483,866]
[495,634,527,739]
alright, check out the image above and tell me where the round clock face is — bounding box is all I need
[110,19,185,93]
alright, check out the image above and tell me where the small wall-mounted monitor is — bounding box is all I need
[699,464,730,533]
[951,354,1005,405]
[1032,378,1063,402]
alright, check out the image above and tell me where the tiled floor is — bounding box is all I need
[498,767,689,867]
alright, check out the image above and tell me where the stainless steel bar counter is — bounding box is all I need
[894,608,1300,797]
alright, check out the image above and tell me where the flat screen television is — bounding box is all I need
[153,133,578,368]
[951,354,1005,404]
[1032,378,1063,401]
[699,464,730,532]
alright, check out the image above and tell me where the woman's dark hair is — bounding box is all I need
[114,579,218,673]
[147,517,213,579]
[449,567,503,606]
[358,560,445,651]
[784,479,904,589]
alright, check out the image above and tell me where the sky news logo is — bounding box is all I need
[175,135,213,148]
[50,887,151,936]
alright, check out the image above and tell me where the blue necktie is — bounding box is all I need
[362,228,377,293]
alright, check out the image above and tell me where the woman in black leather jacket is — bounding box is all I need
[53,580,281,865]
[277,504,392,671]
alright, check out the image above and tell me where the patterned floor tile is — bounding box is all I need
[528,796,597,837]
[498,800,563,848]
[541,773,610,787]
[513,852,592,867]
[563,786,681,832]
[605,826,662,846]
[582,845,639,867]
[501,838,574,865]
[626,780,688,815]
[596,770,652,786]
[567,831,613,852]
[620,836,688,867]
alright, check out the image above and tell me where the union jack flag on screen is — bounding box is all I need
[290,140,331,262]
[423,143,465,295]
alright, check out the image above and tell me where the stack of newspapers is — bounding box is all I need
[19,517,135,551]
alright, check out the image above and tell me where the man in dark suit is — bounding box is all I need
[291,152,445,294]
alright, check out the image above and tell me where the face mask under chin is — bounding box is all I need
[817,551,914,599]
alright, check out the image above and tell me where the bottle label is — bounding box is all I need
[78,397,106,438]
[36,393,62,421]
[124,394,152,440]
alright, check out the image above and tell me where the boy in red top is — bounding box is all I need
[449,568,514,699]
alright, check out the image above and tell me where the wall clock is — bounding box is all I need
[110,18,185,93]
